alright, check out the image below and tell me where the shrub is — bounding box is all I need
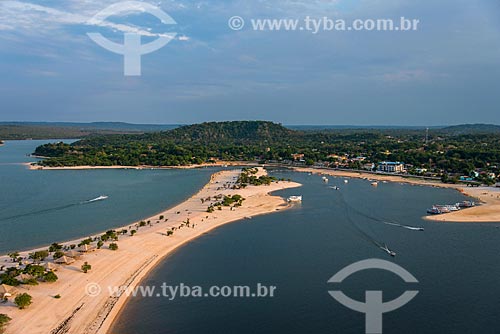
[14,293,32,309]
[44,271,58,283]
[81,262,92,273]
[0,313,12,333]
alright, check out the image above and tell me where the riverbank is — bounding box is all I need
[26,161,249,170]
[292,167,500,223]
[0,168,301,334]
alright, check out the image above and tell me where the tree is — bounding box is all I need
[81,262,92,273]
[7,252,19,262]
[29,250,49,263]
[130,230,137,236]
[53,250,64,259]
[49,243,62,252]
[97,240,104,249]
[43,271,58,282]
[109,243,118,251]
[14,293,32,309]
[0,314,11,334]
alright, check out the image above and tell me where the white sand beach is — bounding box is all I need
[0,168,301,334]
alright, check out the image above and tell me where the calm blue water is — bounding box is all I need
[0,140,218,253]
[111,170,500,334]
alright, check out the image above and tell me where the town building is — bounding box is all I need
[377,161,405,173]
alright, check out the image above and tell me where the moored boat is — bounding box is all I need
[287,195,302,202]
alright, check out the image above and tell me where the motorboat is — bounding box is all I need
[381,244,396,257]
[287,195,302,202]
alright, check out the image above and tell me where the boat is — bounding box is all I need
[444,205,460,211]
[287,195,302,202]
[456,201,475,208]
[380,244,396,257]
[344,180,349,184]
[427,206,442,214]
[330,186,340,190]
[88,195,108,202]
[371,182,378,187]
[434,205,452,213]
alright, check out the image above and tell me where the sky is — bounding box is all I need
[0,0,499,125]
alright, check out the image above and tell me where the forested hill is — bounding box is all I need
[440,124,500,135]
[34,121,302,166]
[161,121,297,144]
[32,121,500,183]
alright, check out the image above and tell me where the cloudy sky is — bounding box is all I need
[0,0,499,125]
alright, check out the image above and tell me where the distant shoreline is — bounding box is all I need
[26,160,500,222]
[292,166,500,223]
[26,161,252,170]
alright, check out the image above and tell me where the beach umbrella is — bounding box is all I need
[0,284,13,298]
[64,250,81,258]
[43,262,60,271]
[54,256,75,265]
[14,273,34,283]
[78,244,96,253]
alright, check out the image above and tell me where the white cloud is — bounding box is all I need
[0,1,177,38]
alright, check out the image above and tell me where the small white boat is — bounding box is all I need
[381,244,396,257]
[371,182,379,187]
[344,180,349,184]
[287,195,303,202]
[330,186,340,190]
[88,195,108,202]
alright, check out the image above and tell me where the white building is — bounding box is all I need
[378,161,405,173]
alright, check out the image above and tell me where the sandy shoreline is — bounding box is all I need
[292,167,500,223]
[0,168,301,334]
[26,161,500,222]
[26,161,250,170]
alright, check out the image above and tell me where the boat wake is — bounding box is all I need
[383,221,424,231]
[0,195,109,222]
[338,192,396,257]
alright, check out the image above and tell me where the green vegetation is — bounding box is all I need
[7,252,19,262]
[53,251,64,259]
[32,121,500,184]
[109,243,118,251]
[236,168,277,187]
[0,123,148,140]
[14,293,32,309]
[0,263,58,287]
[29,250,49,263]
[43,271,58,283]
[0,314,11,333]
[81,262,92,273]
[48,243,63,252]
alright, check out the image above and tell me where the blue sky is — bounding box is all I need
[0,0,499,125]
